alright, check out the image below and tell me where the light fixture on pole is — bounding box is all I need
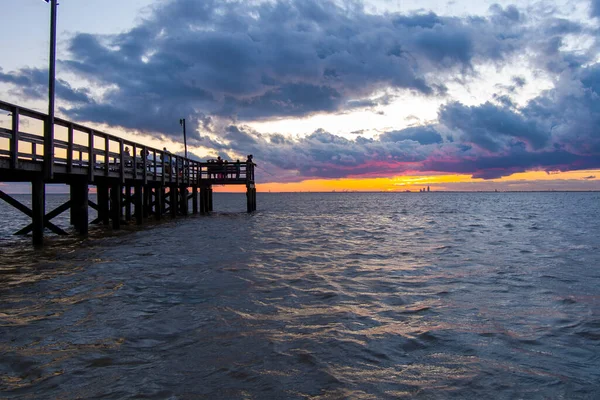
[44,0,58,179]
[179,118,187,159]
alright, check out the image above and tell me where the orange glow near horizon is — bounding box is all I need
[212,169,600,193]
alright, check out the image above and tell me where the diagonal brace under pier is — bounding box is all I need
[0,190,69,236]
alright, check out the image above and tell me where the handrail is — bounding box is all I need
[0,99,254,185]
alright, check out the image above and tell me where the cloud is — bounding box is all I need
[591,0,600,17]
[2,1,549,132]
[0,67,93,104]
[1,0,598,183]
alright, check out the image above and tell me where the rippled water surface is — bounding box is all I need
[1,192,599,399]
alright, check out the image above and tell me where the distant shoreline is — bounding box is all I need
[2,190,599,195]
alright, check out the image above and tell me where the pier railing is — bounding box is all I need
[0,100,254,185]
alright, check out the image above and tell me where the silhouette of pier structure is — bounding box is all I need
[0,100,257,246]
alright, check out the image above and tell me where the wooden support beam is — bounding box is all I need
[111,184,122,229]
[246,184,256,213]
[15,200,71,236]
[125,185,132,221]
[134,184,143,225]
[192,186,198,214]
[71,181,88,235]
[143,185,150,218]
[155,187,163,220]
[2,189,69,237]
[97,183,110,225]
[253,188,257,211]
[0,189,33,217]
[180,187,188,216]
[170,186,177,217]
[208,187,213,212]
[32,177,45,246]
[199,187,206,214]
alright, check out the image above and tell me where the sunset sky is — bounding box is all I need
[1,0,600,192]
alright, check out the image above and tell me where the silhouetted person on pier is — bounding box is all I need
[217,156,223,178]
[246,155,256,181]
[124,146,132,167]
[235,159,241,179]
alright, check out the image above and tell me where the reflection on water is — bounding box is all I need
[1,192,599,398]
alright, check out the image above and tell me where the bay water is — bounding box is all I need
[0,192,599,398]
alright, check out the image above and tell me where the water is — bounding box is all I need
[1,192,599,399]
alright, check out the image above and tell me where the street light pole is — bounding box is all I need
[179,118,187,159]
[44,0,58,179]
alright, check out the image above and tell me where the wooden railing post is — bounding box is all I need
[88,130,95,182]
[104,135,110,177]
[153,150,158,182]
[161,150,166,184]
[132,144,138,180]
[43,116,54,180]
[142,146,148,184]
[10,106,19,169]
[67,123,74,173]
[119,138,125,183]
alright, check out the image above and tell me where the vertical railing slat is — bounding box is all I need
[104,135,109,176]
[142,146,148,184]
[67,123,74,173]
[119,139,125,183]
[161,150,166,185]
[88,130,95,182]
[132,144,138,180]
[10,106,19,169]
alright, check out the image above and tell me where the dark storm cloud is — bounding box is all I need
[591,0,600,17]
[379,126,443,145]
[0,67,93,104]
[439,101,548,152]
[224,58,600,182]
[2,0,541,134]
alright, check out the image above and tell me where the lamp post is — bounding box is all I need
[179,118,187,159]
[44,0,58,179]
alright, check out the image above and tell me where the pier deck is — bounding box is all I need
[0,100,257,246]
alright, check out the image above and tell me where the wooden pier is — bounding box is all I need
[0,100,257,246]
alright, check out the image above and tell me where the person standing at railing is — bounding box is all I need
[235,159,241,179]
[246,154,256,181]
[216,156,223,178]
[124,146,133,167]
